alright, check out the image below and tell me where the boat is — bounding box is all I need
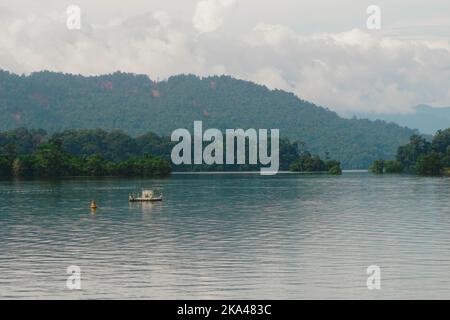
[129,189,163,202]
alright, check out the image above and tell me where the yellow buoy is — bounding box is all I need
[90,200,97,209]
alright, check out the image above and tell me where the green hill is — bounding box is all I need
[0,70,419,168]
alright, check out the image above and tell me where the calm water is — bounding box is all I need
[1,172,450,299]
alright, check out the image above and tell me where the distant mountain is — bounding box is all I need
[353,105,450,135]
[0,70,419,169]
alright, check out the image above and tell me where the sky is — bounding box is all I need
[1,0,450,114]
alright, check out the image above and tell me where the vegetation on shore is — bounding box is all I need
[289,152,342,175]
[369,128,450,176]
[0,129,171,178]
[0,128,341,178]
[0,70,419,169]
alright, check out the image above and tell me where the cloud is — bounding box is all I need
[192,0,236,33]
[0,10,200,76]
[0,7,450,115]
[243,25,450,113]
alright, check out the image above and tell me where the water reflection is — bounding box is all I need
[128,201,163,214]
[1,173,450,299]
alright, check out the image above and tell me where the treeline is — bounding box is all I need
[289,152,342,174]
[0,70,418,169]
[0,128,342,178]
[0,129,171,178]
[369,128,450,176]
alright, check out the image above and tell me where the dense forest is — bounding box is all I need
[0,70,419,169]
[0,128,171,178]
[0,128,341,178]
[369,128,450,176]
[289,153,342,175]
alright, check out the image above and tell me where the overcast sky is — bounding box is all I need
[1,0,450,114]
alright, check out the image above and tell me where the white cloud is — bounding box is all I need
[0,4,450,115]
[243,25,450,113]
[248,66,292,91]
[192,0,236,33]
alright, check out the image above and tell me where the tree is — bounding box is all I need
[392,130,450,176]
[32,140,66,177]
[84,154,107,176]
[289,152,338,173]
[12,156,34,177]
[384,160,403,173]
[415,152,443,176]
[328,165,342,175]
[442,146,450,168]
[0,156,11,177]
[279,139,300,170]
[369,160,384,174]
[396,135,430,172]
[431,129,450,154]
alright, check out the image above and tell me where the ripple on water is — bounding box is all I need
[1,174,450,299]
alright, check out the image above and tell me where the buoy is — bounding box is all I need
[90,200,97,209]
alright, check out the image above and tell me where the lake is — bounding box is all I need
[1,172,450,299]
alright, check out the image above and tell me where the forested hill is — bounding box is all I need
[0,70,418,168]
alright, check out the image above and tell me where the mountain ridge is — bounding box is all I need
[0,69,419,168]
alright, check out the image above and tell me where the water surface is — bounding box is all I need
[1,173,450,299]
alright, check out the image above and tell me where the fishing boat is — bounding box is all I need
[129,189,163,202]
